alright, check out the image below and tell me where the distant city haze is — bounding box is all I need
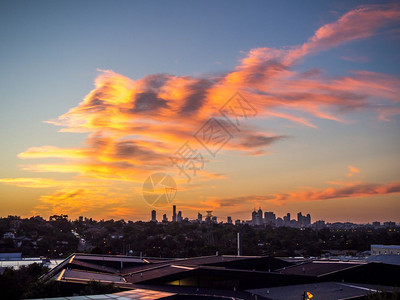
[0,1,399,223]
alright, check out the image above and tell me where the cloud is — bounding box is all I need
[347,165,360,177]
[205,181,400,209]
[267,181,400,205]
[0,178,63,188]
[2,4,400,218]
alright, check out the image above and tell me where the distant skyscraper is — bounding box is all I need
[264,211,276,224]
[257,207,263,226]
[227,216,232,224]
[205,211,212,223]
[172,205,177,222]
[284,213,291,223]
[252,209,257,226]
[151,210,156,222]
[305,213,311,226]
[297,212,303,224]
[211,216,217,223]
[162,214,168,222]
[177,211,182,222]
[197,212,203,222]
[297,212,311,227]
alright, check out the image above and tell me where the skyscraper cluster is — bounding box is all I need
[149,205,312,228]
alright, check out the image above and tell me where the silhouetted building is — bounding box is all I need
[314,220,326,230]
[205,211,212,223]
[384,221,396,228]
[283,213,291,223]
[172,205,177,222]
[264,211,276,224]
[197,212,203,223]
[297,212,311,227]
[177,211,182,222]
[212,216,218,223]
[252,209,257,225]
[162,214,168,222]
[372,221,381,227]
[227,216,232,224]
[257,207,263,225]
[151,210,156,222]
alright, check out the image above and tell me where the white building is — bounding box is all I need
[371,244,400,255]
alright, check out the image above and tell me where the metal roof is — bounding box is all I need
[248,281,399,300]
[27,288,175,299]
[278,260,364,277]
[371,244,400,250]
[57,268,126,284]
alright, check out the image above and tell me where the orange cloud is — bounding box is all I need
[205,181,400,209]
[347,165,361,177]
[0,178,63,188]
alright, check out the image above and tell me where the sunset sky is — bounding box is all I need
[1,0,399,223]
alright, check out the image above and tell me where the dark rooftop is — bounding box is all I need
[278,260,364,277]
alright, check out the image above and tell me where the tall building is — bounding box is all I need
[197,212,203,223]
[297,212,303,223]
[177,211,182,222]
[151,210,156,222]
[297,212,311,227]
[305,213,311,226]
[283,213,291,223]
[257,207,263,226]
[252,209,258,226]
[205,211,212,223]
[162,214,168,222]
[227,216,232,224]
[172,205,177,222]
[264,211,276,224]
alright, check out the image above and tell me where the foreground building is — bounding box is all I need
[31,252,400,299]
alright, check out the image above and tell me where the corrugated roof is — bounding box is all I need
[278,260,364,277]
[74,254,146,263]
[124,264,194,284]
[248,281,398,300]
[58,269,126,284]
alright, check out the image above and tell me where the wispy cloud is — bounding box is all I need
[347,165,360,177]
[202,180,400,210]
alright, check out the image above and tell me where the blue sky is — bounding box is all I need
[0,0,399,222]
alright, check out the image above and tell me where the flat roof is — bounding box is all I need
[371,244,400,250]
[124,264,194,284]
[278,260,364,277]
[27,288,175,299]
[248,281,399,300]
[74,254,146,263]
[57,269,126,284]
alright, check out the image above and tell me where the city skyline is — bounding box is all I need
[1,1,400,223]
[149,204,395,225]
